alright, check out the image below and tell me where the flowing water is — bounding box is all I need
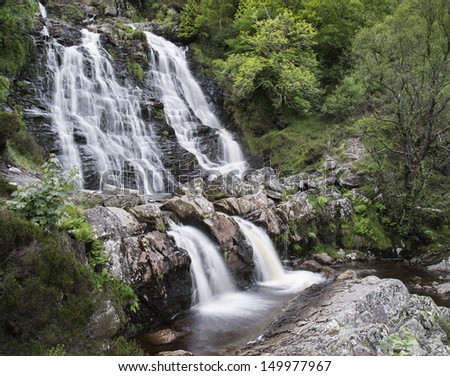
[43,29,170,193]
[147,221,325,355]
[146,31,248,176]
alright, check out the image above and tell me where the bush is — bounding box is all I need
[0,110,21,154]
[7,156,79,229]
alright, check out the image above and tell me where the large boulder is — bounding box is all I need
[239,276,450,356]
[85,206,192,329]
[161,194,215,224]
[203,213,255,287]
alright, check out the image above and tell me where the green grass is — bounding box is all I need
[257,115,340,174]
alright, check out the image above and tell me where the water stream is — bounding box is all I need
[154,221,325,355]
[146,31,248,176]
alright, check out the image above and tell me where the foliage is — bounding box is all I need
[0,209,97,355]
[0,110,21,155]
[47,344,66,356]
[322,75,365,119]
[215,10,320,115]
[109,336,145,356]
[126,60,145,82]
[61,4,84,25]
[0,74,9,101]
[0,0,37,75]
[7,156,79,229]
[60,206,139,313]
[352,0,450,237]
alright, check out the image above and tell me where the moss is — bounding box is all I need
[126,60,145,82]
[0,0,37,75]
[0,110,21,154]
[0,75,10,101]
[61,4,85,25]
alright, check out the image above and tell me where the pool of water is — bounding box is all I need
[139,261,449,355]
[333,260,450,307]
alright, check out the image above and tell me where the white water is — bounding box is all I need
[38,2,47,19]
[168,223,236,305]
[45,29,170,193]
[234,217,325,292]
[145,31,247,176]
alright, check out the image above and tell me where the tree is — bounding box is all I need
[215,10,319,115]
[353,0,450,236]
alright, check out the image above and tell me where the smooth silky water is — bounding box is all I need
[142,219,325,355]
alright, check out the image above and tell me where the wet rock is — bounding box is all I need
[203,213,254,287]
[142,329,179,346]
[427,257,450,273]
[240,276,450,356]
[298,260,335,276]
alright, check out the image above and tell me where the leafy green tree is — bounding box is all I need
[353,0,450,236]
[215,10,319,115]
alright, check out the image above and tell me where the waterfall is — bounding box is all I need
[145,31,247,176]
[234,217,325,291]
[38,2,47,19]
[168,223,236,305]
[44,28,171,194]
[234,217,285,281]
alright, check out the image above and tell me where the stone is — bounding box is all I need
[161,194,215,223]
[85,300,122,340]
[142,329,179,346]
[203,213,254,287]
[312,252,334,265]
[239,277,450,356]
[436,282,450,295]
[129,203,165,231]
[336,269,357,281]
[298,260,335,276]
[323,156,337,171]
[103,193,144,209]
[157,350,193,356]
[85,206,145,240]
[427,257,450,273]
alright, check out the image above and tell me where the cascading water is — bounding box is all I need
[145,31,247,176]
[234,217,285,281]
[41,17,171,193]
[234,217,325,292]
[167,222,236,305]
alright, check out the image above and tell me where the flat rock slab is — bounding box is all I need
[239,276,450,356]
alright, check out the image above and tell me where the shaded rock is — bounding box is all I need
[85,300,122,340]
[142,329,179,346]
[239,276,450,356]
[129,203,165,231]
[203,213,254,287]
[298,260,335,277]
[312,252,334,265]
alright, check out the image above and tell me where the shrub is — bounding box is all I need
[7,156,79,229]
